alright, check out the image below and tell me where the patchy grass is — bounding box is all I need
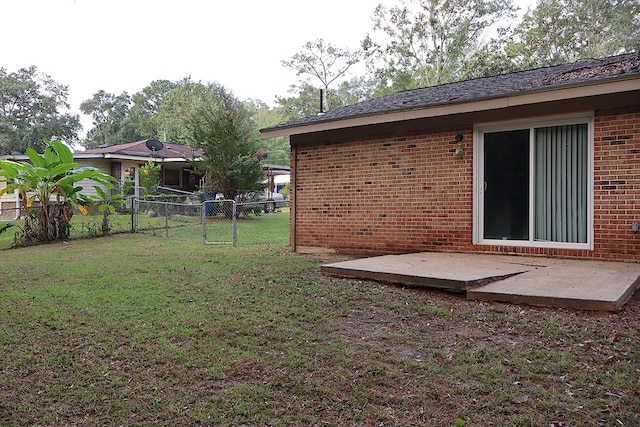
[0,234,638,426]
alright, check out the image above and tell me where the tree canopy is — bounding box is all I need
[80,90,142,149]
[184,84,264,201]
[363,0,517,93]
[4,0,634,164]
[246,99,291,166]
[465,0,640,78]
[276,0,638,109]
[0,66,81,155]
[510,0,640,67]
[128,77,217,143]
[282,38,363,111]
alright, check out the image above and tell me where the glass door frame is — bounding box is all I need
[472,112,594,250]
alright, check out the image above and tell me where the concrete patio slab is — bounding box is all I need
[468,259,640,311]
[321,253,640,311]
[322,252,551,292]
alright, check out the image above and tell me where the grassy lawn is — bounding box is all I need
[0,234,638,426]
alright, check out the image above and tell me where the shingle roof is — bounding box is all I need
[262,53,640,133]
[82,140,201,159]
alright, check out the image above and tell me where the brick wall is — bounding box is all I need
[592,107,640,260]
[294,127,475,254]
[293,107,640,260]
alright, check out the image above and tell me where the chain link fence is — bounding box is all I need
[0,197,289,249]
[0,206,19,221]
[133,197,290,246]
[0,202,135,250]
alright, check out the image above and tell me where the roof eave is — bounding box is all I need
[72,153,107,159]
[261,76,640,138]
[101,153,194,162]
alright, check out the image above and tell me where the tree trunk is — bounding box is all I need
[102,208,110,236]
[39,203,73,241]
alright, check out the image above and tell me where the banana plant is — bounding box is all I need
[0,139,116,243]
[93,185,127,236]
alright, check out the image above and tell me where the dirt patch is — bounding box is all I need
[335,288,542,361]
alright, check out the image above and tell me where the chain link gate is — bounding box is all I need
[132,198,236,244]
[201,199,236,245]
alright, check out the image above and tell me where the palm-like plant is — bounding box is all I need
[94,186,126,236]
[0,139,115,243]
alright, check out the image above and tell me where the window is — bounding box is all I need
[163,168,181,187]
[474,114,593,249]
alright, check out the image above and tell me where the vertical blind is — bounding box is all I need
[534,124,588,243]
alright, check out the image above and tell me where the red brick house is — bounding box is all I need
[261,53,640,261]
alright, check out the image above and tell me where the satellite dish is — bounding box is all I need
[145,139,164,152]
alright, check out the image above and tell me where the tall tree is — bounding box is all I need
[151,78,215,144]
[128,79,177,140]
[275,81,328,119]
[184,84,264,201]
[332,76,378,109]
[363,0,516,93]
[0,66,81,154]
[507,0,640,68]
[81,78,259,148]
[275,77,377,120]
[463,0,640,79]
[282,39,363,111]
[124,77,218,144]
[80,90,142,148]
[246,99,291,166]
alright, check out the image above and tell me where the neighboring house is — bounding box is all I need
[80,143,290,198]
[262,163,291,194]
[260,53,640,261]
[0,140,202,219]
[81,140,203,197]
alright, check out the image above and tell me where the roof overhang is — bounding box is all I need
[1,153,108,161]
[261,77,640,138]
[101,153,192,162]
[1,152,196,163]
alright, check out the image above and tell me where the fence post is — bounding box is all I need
[232,201,237,246]
[131,197,136,232]
[164,202,169,238]
[201,201,206,244]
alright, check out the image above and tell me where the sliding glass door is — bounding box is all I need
[477,116,591,249]
[483,129,530,240]
[534,124,588,243]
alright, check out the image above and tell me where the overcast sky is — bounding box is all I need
[4,0,536,134]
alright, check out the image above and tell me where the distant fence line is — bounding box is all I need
[0,197,290,250]
[133,197,289,245]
